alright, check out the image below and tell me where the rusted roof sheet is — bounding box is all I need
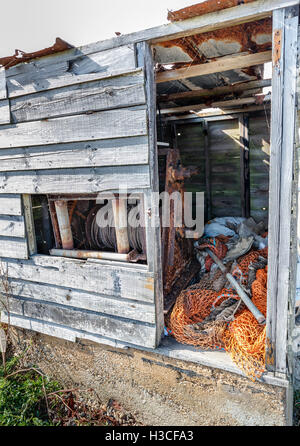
[167,0,257,22]
[154,16,271,96]
[154,18,272,64]
[0,38,72,69]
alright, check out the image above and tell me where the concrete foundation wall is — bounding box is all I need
[9,327,290,426]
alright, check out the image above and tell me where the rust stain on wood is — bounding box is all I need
[273,29,282,68]
[266,337,275,366]
[145,277,154,292]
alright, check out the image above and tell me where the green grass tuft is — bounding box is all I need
[0,355,60,426]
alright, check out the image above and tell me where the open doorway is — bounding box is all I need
[153,20,272,379]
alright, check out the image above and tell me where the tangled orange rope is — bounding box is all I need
[224,267,267,380]
[169,243,268,380]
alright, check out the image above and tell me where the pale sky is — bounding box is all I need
[0,0,198,57]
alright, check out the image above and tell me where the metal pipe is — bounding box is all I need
[54,200,74,250]
[50,248,130,262]
[205,248,266,325]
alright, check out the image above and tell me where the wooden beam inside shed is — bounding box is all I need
[54,200,74,250]
[158,79,272,103]
[156,50,272,84]
[163,104,271,120]
[159,95,270,115]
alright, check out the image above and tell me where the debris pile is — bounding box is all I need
[168,217,269,380]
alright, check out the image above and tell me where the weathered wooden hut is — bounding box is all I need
[0,0,299,425]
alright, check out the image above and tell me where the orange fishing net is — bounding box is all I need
[224,267,267,380]
[168,240,268,380]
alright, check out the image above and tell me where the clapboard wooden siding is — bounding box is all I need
[0,194,22,215]
[0,216,25,238]
[0,99,10,125]
[0,68,7,100]
[6,45,137,98]
[1,256,155,302]
[0,165,150,194]
[10,70,145,123]
[0,137,149,172]
[0,278,155,324]
[1,297,156,348]
[0,194,28,259]
[0,237,28,259]
[0,41,161,349]
[0,107,147,148]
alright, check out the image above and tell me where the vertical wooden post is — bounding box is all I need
[275,6,299,375]
[22,194,37,256]
[112,197,130,254]
[136,41,164,347]
[54,200,74,250]
[267,6,299,375]
[239,113,250,218]
[266,8,286,372]
[203,120,212,220]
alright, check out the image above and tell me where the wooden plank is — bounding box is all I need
[0,312,77,342]
[10,71,146,123]
[0,279,155,324]
[156,51,272,84]
[0,216,25,238]
[0,165,150,194]
[0,194,22,216]
[0,67,7,100]
[159,95,270,115]
[0,136,149,172]
[0,237,28,259]
[164,104,270,120]
[0,312,135,349]
[158,79,272,102]
[3,296,156,348]
[275,6,299,374]
[0,99,10,125]
[22,195,37,256]
[1,256,155,302]
[0,107,147,149]
[7,45,136,98]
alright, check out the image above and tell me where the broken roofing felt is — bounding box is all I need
[0,38,72,69]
